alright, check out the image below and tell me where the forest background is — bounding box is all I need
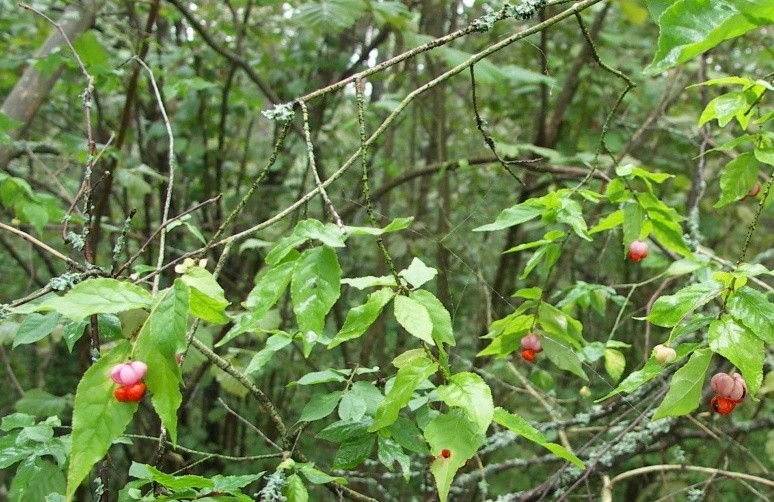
[0,0,772,501]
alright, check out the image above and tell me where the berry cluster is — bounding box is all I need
[709,372,747,416]
[520,333,543,362]
[110,361,147,402]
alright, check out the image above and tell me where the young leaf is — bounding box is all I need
[604,348,626,383]
[291,246,342,344]
[424,410,485,502]
[436,372,493,434]
[284,473,309,502]
[652,348,712,420]
[37,278,152,321]
[180,266,230,325]
[708,316,763,396]
[393,295,434,345]
[493,407,584,468]
[410,289,455,346]
[399,257,437,288]
[369,356,438,431]
[328,288,394,348]
[67,342,136,501]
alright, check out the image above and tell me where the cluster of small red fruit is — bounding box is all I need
[110,361,147,402]
[709,372,747,416]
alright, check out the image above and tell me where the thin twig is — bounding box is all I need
[217,398,282,451]
[298,100,346,233]
[134,57,176,295]
[0,222,85,271]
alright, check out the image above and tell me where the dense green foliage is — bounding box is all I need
[0,0,772,500]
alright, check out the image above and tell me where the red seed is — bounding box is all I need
[521,349,536,362]
[440,449,451,459]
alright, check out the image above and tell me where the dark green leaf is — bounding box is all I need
[714,153,760,208]
[473,201,544,232]
[541,336,587,380]
[332,434,374,469]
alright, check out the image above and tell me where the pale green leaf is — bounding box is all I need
[437,372,493,434]
[652,348,712,420]
[393,295,434,345]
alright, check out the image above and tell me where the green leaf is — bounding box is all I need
[134,284,188,443]
[218,259,297,347]
[338,391,368,421]
[328,288,394,348]
[410,290,455,346]
[714,153,760,208]
[473,201,544,232]
[597,343,702,402]
[293,219,346,248]
[15,389,69,418]
[437,372,493,434]
[493,408,584,468]
[369,356,438,431]
[647,281,723,327]
[728,287,774,344]
[298,464,345,485]
[646,0,768,75]
[590,210,624,234]
[316,418,372,443]
[389,417,429,455]
[541,336,588,380]
[424,410,485,502]
[332,434,374,469]
[377,435,411,479]
[36,279,152,322]
[708,316,763,396]
[13,312,61,348]
[652,348,712,420]
[295,0,368,34]
[699,91,753,128]
[11,458,65,502]
[604,349,626,383]
[296,369,347,386]
[538,302,584,348]
[299,391,343,422]
[399,257,438,288]
[181,267,230,325]
[345,216,414,236]
[67,342,137,500]
[284,473,309,502]
[341,275,398,290]
[291,246,342,345]
[244,333,294,375]
[393,295,434,345]
[556,197,592,241]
